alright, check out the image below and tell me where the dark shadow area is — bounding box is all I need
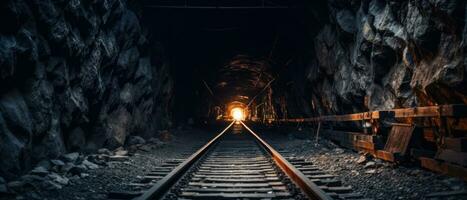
[141,2,313,125]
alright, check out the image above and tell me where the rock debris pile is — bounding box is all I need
[0,136,167,199]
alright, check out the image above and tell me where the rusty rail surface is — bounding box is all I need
[136,121,235,200]
[241,121,333,200]
[137,120,334,200]
[275,104,467,123]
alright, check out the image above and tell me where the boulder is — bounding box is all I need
[50,159,65,167]
[61,152,80,163]
[7,181,25,192]
[114,148,128,156]
[30,166,49,176]
[82,160,99,170]
[61,162,75,174]
[68,165,87,176]
[97,148,112,155]
[127,135,146,145]
[42,180,62,190]
[47,172,69,185]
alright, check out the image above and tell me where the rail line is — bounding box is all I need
[123,121,363,200]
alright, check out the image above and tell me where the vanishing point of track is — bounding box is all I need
[132,121,363,200]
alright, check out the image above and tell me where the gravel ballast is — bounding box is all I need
[4,129,215,200]
[261,128,466,200]
[6,126,466,200]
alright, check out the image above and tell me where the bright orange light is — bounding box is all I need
[231,107,245,121]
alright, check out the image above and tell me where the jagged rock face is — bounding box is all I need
[0,0,172,180]
[298,0,467,116]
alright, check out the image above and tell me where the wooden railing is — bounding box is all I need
[273,104,467,181]
[275,104,467,123]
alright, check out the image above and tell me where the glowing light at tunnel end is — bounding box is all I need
[231,107,245,121]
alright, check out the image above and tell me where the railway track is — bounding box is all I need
[113,121,366,200]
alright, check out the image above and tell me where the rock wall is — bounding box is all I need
[290,0,467,117]
[0,0,172,180]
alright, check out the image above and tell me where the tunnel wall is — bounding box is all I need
[284,0,467,118]
[0,0,172,180]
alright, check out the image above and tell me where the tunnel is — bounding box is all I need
[141,4,312,125]
[0,0,466,199]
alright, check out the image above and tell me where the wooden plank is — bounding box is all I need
[192,174,276,178]
[188,182,285,188]
[181,187,288,193]
[196,169,275,173]
[179,192,292,198]
[384,124,415,156]
[190,177,279,183]
[324,130,378,152]
[241,122,334,200]
[375,150,396,162]
[276,104,467,123]
[353,140,375,150]
[420,157,467,181]
[137,121,236,200]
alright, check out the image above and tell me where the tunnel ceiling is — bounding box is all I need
[141,0,311,120]
[216,55,274,104]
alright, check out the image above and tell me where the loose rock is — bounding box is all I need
[30,166,49,176]
[42,180,62,190]
[108,155,129,162]
[50,159,65,166]
[47,173,69,185]
[128,136,146,145]
[97,148,112,155]
[364,161,376,169]
[82,160,99,170]
[356,155,367,164]
[7,181,24,192]
[114,149,128,156]
[62,153,80,163]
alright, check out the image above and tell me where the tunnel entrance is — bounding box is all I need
[141,1,312,126]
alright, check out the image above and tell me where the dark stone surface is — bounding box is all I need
[0,0,173,180]
[282,0,467,118]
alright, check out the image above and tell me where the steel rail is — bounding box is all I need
[240,121,333,200]
[136,121,235,200]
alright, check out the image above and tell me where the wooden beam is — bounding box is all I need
[419,157,467,181]
[276,104,467,123]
